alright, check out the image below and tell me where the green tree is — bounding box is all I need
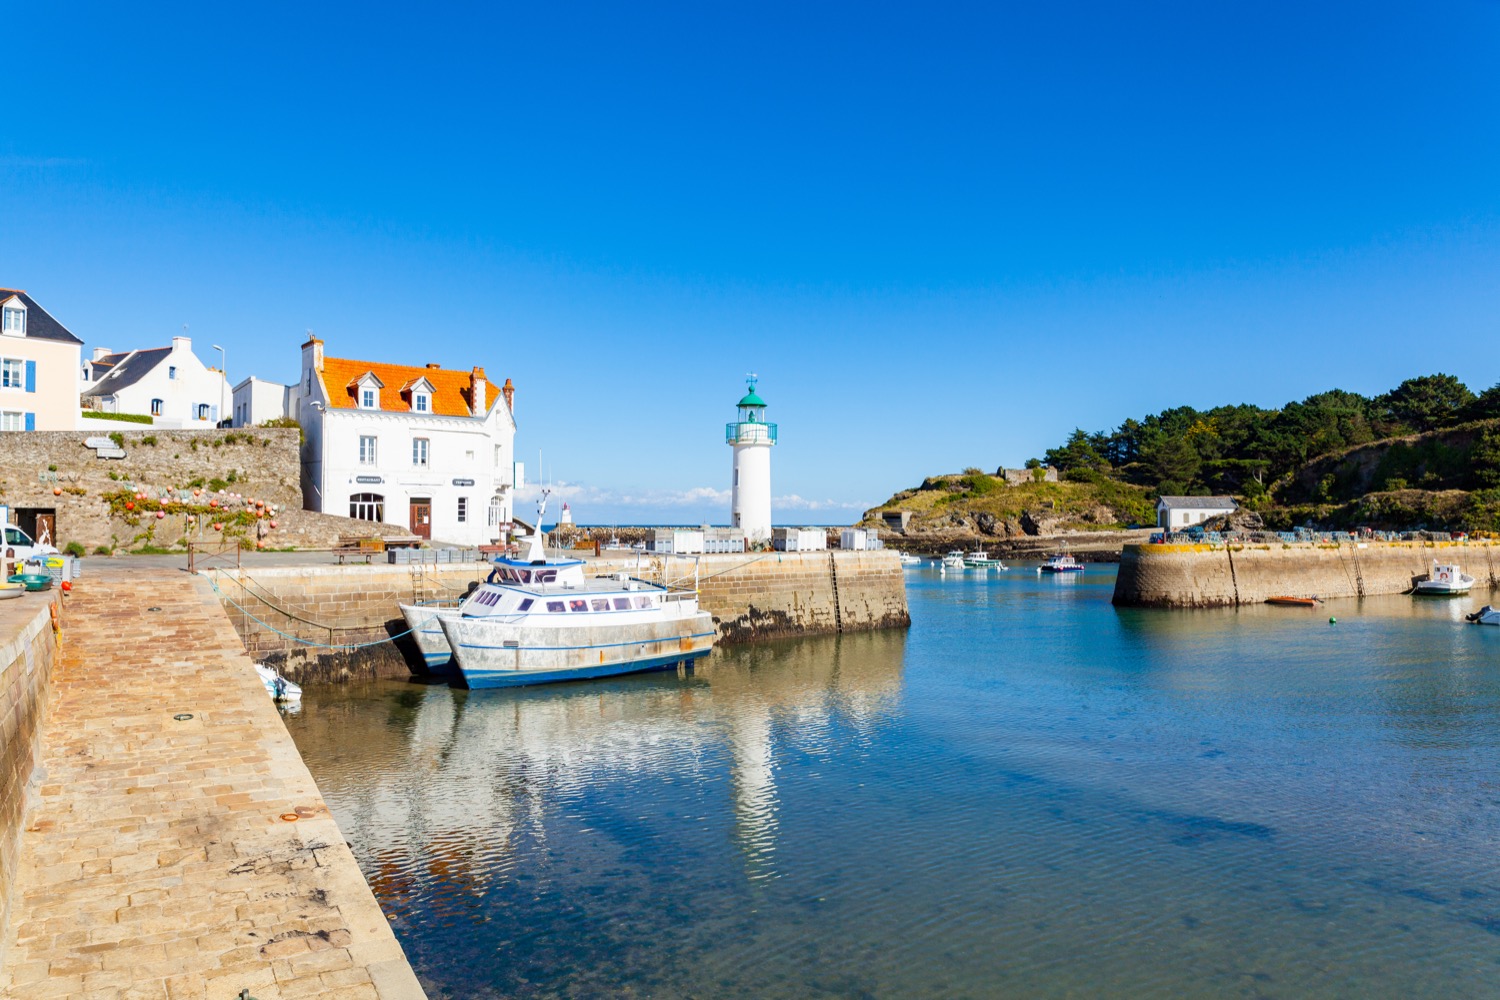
[1044,428,1108,472]
[1375,374,1475,433]
[1144,435,1201,492]
[1472,426,1500,488]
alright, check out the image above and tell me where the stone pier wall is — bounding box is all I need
[0,594,59,968]
[1113,540,1500,607]
[211,550,911,683]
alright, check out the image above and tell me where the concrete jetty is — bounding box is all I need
[1113,539,1500,607]
[0,572,425,999]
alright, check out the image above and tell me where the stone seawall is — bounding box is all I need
[211,550,911,683]
[0,594,58,968]
[1113,540,1500,607]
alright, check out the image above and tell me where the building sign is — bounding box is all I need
[355,475,384,484]
[452,478,475,487]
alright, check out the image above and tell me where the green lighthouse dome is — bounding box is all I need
[737,388,766,408]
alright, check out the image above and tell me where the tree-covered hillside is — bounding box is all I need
[1037,374,1500,503]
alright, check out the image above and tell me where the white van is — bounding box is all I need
[3,523,58,573]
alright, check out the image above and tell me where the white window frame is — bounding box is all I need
[361,386,377,409]
[151,398,164,416]
[359,435,378,465]
[0,357,20,390]
[0,410,22,430]
[169,365,177,380]
[412,437,430,468]
[413,392,429,413]
[1,307,24,336]
[350,492,385,522]
[197,403,211,421]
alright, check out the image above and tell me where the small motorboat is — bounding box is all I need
[1414,562,1475,596]
[963,550,1007,570]
[1267,596,1320,607]
[897,551,923,567]
[1039,554,1084,573]
[254,663,303,703]
[1466,605,1500,626]
[941,551,966,570]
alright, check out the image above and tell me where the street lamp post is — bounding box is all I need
[212,344,226,427]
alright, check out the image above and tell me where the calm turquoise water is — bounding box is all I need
[284,564,1500,998]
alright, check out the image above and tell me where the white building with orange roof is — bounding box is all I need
[294,336,519,547]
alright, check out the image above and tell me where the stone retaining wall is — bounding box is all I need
[211,550,911,683]
[0,594,59,968]
[1113,540,1500,607]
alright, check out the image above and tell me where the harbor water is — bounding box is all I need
[284,563,1500,998]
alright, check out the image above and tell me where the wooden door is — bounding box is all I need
[34,513,55,548]
[410,500,431,539]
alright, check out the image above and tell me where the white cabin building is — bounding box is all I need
[294,336,518,547]
[81,337,229,428]
[1157,495,1237,530]
[231,376,294,427]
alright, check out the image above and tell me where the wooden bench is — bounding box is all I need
[333,537,385,564]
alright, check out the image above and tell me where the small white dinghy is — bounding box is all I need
[254,663,302,703]
[1415,562,1475,596]
[1466,606,1500,626]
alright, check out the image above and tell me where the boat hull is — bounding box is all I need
[1040,566,1083,573]
[440,611,718,689]
[398,603,458,673]
[1414,582,1474,596]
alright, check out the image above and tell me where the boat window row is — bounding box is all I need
[541,596,655,613]
[471,589,504,607]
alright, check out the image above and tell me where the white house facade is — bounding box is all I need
[1157,495,1238,530]
[231,376,293,427]
[0,288,84,431]
[295,336,518,547]
[81,336,229,428]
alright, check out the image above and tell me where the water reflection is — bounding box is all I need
[288,571,1500,999]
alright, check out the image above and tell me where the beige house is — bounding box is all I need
[0,289,84,431]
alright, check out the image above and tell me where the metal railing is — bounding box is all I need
[726,421,778,445]
[187,540,242,574]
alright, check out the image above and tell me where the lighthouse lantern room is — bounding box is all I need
[726,375,777,542]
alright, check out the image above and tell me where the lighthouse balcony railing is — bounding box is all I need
[726,421,778,444]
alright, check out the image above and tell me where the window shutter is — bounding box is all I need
[24,360,36,392]
[24,412,35,431]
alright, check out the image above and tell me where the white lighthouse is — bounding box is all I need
[727,375,776,543]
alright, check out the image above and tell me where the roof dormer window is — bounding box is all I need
[414,392,429,413]
[362,387,377,408]
[401,376,436,415]
[1,304,24,336]
[350,371,385,410]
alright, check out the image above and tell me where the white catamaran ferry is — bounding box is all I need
[400,495,716,688]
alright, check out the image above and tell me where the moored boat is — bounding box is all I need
[437,493,717,689]
[1466,605,1500,626]
[963,550,1007,570]
[1039,553,1083,573]
[254,663,302,703]
[897,551,923,566]
[1414,562,1475,596]
[941,551,966,570]
[397,599,464,672]
[1267,596,1320,607]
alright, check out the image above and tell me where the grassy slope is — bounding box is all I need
[864,473,1157,533]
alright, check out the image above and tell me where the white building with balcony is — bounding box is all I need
[294,336,518,546]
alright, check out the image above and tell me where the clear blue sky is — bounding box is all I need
[6,2,1499,524]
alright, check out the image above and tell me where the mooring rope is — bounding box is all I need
[206,575,437,650]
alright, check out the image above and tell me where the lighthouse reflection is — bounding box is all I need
[286,628,907,921]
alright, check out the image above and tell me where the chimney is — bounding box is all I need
[92,347,111,362]
[470,367,487,417]
[172,335,191,352]
[501,377,515,413]
[426,363,441,369]
[300,334,324,374]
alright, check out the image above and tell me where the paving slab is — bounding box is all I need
[0,571,425,1000]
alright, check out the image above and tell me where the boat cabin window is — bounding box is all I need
[486,570,500,584]
[546,600,566,613]
[591,598,610,611]
[569,599,588,612]
[633,596,652,609]
[535,570,557,584]
[516,598,533,612]
[613,597,632,611]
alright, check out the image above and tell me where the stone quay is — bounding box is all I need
[0,572,425,999]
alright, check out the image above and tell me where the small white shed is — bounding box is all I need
[839,528,883,551]
[648,529,706,554]
[1157,496,1237,530]
[773,527,827,552]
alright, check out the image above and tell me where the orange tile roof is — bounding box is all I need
[320,356,491,417]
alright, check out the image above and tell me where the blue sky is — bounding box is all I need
[6,2,1499,524]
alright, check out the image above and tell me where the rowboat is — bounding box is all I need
[1266,596,1320,607]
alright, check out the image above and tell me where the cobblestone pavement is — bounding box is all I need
[0,571,425,999]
